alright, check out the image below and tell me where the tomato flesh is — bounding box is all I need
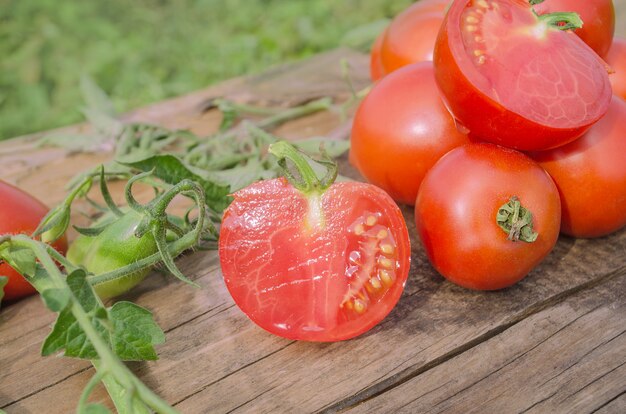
[434,0,611,151]
[219,178,410,341]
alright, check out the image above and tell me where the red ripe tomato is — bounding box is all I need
[531,96,626,238]
[376,0,450,77]
[370,28,386,82]
[415,143,561,290]
[0,180,68,301]
[533,0,615,57]
[434,0,612,151]
[350,62,469,205]
[219,152,411,341]
[606,37,626,101]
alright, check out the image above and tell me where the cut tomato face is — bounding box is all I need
[219,177,411,342]
[434,0,611,151]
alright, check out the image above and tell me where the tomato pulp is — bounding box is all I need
[415,143,561,290]
[0,181,68,301]
[531,96,626,238]
[219,177,411,341]
[351,62,469,205]
[434,0,611,151]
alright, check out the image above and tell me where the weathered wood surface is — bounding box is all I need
[2,16,626,414]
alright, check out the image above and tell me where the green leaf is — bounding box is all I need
[80,75,117,118]
[0,276,7,307]
[80,403,111,414]
[1,245,37,277]
[41,288,71,312]
[67,269,99,313]
[109,302,165,361]
[119,154,231,212]
[293,138,350,158]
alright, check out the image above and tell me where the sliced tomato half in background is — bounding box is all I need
[434,0,611,151]
[533,0,615,58]
[219,164,411,342]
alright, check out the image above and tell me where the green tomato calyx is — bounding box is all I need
[496,196,538,243]
[269,140,338,195]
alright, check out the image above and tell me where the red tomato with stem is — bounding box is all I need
[434,0,611,151]
[415,143,561,290]
[531,96,626,238]
[0,181,68,301]
[533,0,615,57]
[350,62,469,205]
[606,37,626,101]
[219,142,411,341]
[373,0,450,78]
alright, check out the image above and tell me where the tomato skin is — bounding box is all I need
[434,0,612,151]
[371,0,449,79]
[606,38,626,101]
[219,178,411,342]
[0,181,68,301]
[350,62,469,205]
[533,0,615,57]
[67,210,157,299]
[530,96,626,238]
[415,143,561,290]
[370,28,387,82]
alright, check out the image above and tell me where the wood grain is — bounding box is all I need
[2,14,626,413]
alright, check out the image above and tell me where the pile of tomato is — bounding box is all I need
[221,0,626,342]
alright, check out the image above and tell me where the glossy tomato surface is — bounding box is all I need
[533,0,615,57]
[0,181,68,301]
[434,0,611,151]
[350,62,469,205]
[531,96,626,238]
[219,178,411,342]
[415,143,561,290]
[373,0,450,78]
[370,28,387,81]
[606,37,626,101]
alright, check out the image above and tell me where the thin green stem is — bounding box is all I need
[258,97,333,129]
[77,369,106,411]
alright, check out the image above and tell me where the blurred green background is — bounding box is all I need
[1,0,413,140]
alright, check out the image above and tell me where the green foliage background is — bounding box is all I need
[1,0,413,140]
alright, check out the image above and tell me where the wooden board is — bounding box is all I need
[2,14,626,413]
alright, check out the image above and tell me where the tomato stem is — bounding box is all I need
[534,10,583,31]
[496,196,538,242]
[269,140,337,194]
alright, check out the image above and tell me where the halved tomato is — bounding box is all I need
[533,0,615,57]
[434,0,611,151]
[219,143,411,342]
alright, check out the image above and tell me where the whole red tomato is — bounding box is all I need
[372,0,450,79]
[0,180,68,301]
[606,37,626,101]
[219,142,411,341]
[533,0,615,57]
[434,0,611,151]
[531,96,626,238]
[350,62,469,205]
[415,143,561,290]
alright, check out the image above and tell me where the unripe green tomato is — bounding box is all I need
[67,210,157,299]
